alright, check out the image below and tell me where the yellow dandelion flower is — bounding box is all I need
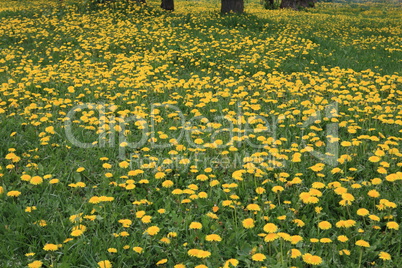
[194,138,204,145]
[309,163,325,172]
[197,250,211,258]
[25,206,37,213]
[34,220,47,227]
[371,178,382,185]
[367,190,380,198]
[98,260,112,268]
[377,167,387,174]
[345,220,356,227]
[379,252,391,261]
[342,193,355,202]
[232,170,245,181]
[43,243,58,251]
[172,189,183,195]
[181,198,191,204]
[205,234,222,242]
[158,209,166,214]
[136,211,146,218]
[119,161,129,168]
[302,253,322,265]
[334,187,348,195]
[156,259,168,265]
[263,223,278,233]
[118,219,132,228]
[277,215,286,220]
[144,226,160,236]
[337,235,349,242]
[357,208,369,216]
[71,229,84,237]
[167,232,177,238]
[255,187,265,194]
[293,219,305,227]
[251,253,266,262]
[102,163,112,169]
[162,180,174,188]
[222,200,233,206]
[99,196,114,202]
[210,180,220,187]
[368,156,381,162]
[141,215,152,223]
[272,186,284,193]
[318,221,332,230]
[187,249,199,257]
[385,173,401,182]
[241,218,254,229]
[71,226,87,235]
[28,261,43,268]
[49,179,59,184]
[5,153,20,162]
[198,192,208,198]
[160,237,171,244]
[336,220,356,228]
[246,204,261,211]
[155,172,166,179]
[288,249,302,258]
[189,222,202,230]
[76,182,86,187]
[76,167,85,172]
[223,259,239,267]
[88,196,100,204]
[133,247,143,253]
[264,233,279,242]
[196,174,208,181]
[312,182,325,189]
[386,221,399,230]
[299,192,319,204]
[7,190,21,197]
[369,214,380,221]
[21,174,31,181]
[320,238,332,243]
[290,235,303,244]
[355,240,370,247]
[339,249,350,255]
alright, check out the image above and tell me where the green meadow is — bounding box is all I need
[0,0,401,267]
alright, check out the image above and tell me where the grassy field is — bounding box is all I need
[0,0,401,267]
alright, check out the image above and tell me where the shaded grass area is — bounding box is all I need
[1,1,401,77]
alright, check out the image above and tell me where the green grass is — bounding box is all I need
[0,0,401,267]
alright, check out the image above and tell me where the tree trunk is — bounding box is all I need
[221,0,244,13]
[280,0,315,9]
[161,0,174,10]
[263,0,275,9]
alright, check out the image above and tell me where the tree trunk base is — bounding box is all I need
[221,0,244,13]
[280,0,316,9]
[161,0,174,10]
[263,0,275,9]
